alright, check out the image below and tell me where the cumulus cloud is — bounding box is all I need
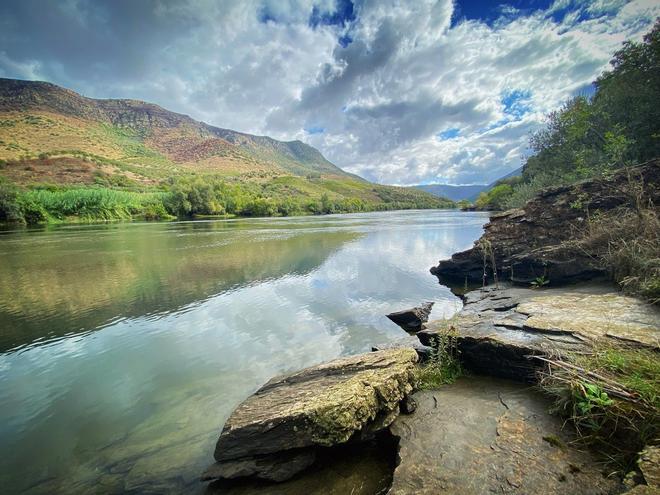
[0,0,657,184]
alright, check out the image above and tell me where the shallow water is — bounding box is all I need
[0,209,488,494]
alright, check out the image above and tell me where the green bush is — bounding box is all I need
[415,322,463,390]
[0,183,25,223]
[508,21,659,204]
[474,183,514,210]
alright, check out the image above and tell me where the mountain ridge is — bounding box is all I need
[0,77,358,179]
[414,166,524,201]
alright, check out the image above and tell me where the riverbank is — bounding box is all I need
[201,164,659,493]
[0,181,454,226]
[202,281,658,494]
[0,210,482,494]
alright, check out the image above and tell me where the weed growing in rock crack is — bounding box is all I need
[530,275,549,288]
[537,341,660,474]
[415,324,463,390]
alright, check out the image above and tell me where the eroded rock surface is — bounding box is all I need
[203,348,418,482]
[431,162,659,287]
[389,377,623,495]
[638,446,660,489]
[418,285,659,381]
[386,302,434,332]
[206,436,397,495]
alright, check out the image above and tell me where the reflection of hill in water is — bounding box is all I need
[0,223,359,352]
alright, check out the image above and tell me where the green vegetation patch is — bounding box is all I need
[472,21,659,212]
[538,341,660,473]
[0,182,172,224]
[415,321,463,390]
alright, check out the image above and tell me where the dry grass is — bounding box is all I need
[576,169,660,303]
[537,341,659,473]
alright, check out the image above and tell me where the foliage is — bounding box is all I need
[477,21,659,211]
[0,182,25,223]
[538,342,659,473]
[530,275,549,288]
[0,186,173,224]
[576,173,660,303]
[415,322,463,390]
[475,183,514,210]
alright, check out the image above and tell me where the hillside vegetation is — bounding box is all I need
[475,22,660,302]
[0,79,451,224]
[474,22,659,211]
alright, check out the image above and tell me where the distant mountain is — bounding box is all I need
[415,166,524,202]
[414,184,487,202]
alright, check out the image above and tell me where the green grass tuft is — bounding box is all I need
[538,341,660,473]
[415,322,463,390]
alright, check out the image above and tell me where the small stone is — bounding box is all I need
[387,302,434,332]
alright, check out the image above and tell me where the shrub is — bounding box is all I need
[475,184,514,210]
[576,173,659,303]
[0,183,25,223]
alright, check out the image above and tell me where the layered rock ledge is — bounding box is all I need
[418,285,659,381]
[202,348,418,483]
[431,162,659,287]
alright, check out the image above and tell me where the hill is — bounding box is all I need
[0,78,452,224]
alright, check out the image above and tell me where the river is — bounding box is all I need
[0,209,488,494]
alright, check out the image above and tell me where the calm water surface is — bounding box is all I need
[0,210,488,494]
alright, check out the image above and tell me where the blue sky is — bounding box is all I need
[0,0,657,185]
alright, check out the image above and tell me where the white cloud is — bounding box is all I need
[0,0,657,184]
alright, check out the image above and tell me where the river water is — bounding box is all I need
[0,209,488,494]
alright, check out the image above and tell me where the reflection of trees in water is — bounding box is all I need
[0,226,360,352]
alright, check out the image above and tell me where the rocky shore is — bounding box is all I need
[431,162,658,287]
[202,165,659,494]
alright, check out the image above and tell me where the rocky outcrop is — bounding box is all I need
[431,162,660,287]
[389,377,623,494]
[417,284,659,381]
[202,348,418,483]
[386,302,434,332]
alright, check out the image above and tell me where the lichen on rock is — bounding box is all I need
[204,348,418,482]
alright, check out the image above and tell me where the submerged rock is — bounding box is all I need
[431,162,659,287]
[203,348,418,483]
[389,377,623,494]
[386,302,434,332]
[418,285,659,381]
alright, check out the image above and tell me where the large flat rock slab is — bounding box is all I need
[204,348,418,482]
[389,377,622,495]
[517,293,660,348]
[418,285,659,381]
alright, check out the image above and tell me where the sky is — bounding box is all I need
[0,1,658,185]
